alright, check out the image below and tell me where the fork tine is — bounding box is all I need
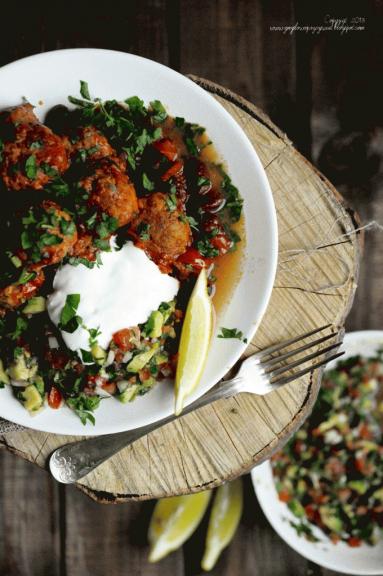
[270,351,344,389]
[253,324,332,360]
[267,341,342,379]
[261,331,337,369]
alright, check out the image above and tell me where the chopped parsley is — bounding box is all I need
[142,172,155,191]
[25,155,38,180]
[222,175,243,222]
[66,393,101,425]
[59,294,82,333]
[80,80,91,100]
[197,239,219,258]
[218,327,248,343]
[150,100,167,123]
[17,269,36,285]
[165,192,177,212]
[137,222,151,241]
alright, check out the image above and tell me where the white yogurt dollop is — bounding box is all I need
[47,241,179,360]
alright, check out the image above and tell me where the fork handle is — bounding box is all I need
[49,376,244,484]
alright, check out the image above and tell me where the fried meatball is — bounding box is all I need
[130,192,192,271]
[70,126,115,161]
[0,268,45,309]
[21,200,77,267]
[0,104,70,191]
[1,103,38,126]
[81,158,138,227]
[70,232,98,263]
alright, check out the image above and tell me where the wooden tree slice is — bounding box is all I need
[0,78,362,503]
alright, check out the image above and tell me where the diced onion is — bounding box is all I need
[105,350,115,367]
[48,336,59,349]
[11,379,29,387]
[122,351,133,364]
[117,380,130,393]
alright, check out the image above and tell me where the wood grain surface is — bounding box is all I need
[0,1,382,575]
[0,79,361,502]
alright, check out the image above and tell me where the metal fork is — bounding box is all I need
[49,324,343,483]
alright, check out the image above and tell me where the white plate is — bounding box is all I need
[0,49,278,435]
[252,331,383,575]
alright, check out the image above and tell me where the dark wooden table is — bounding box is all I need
[0,2,382,575]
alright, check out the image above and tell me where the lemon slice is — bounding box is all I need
[148,491,212,562]
[175,268,213,415]
[201,478,243,571]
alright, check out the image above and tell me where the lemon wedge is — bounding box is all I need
[175,268,213,415]
[201,478,243,571]
[148,491,212,562]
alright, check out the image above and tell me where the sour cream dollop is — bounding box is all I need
[47,241,179,360]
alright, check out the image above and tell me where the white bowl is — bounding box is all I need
[252,331,383,575]
[0,49,277,435]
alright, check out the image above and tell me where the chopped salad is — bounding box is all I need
[272,351,383,546]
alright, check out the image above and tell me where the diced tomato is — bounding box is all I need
[161,160,184,181]
[178,248,210,271]
[45,350,70,370]
[278,490,291,503]
[101,382,117,395]
[153,138,178,162]
[48,386,62,409]
[139,368,152,382]
[347,537,361,548]
[359,422,372,440]
[112,328,132,351]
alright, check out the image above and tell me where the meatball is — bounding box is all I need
[0,104,70,191]
[81,157,138,227]
[70,126,115,161]
[70,232,98,263]
[130,192,192,271]
[21,200,77,267]
[0,268,45,310]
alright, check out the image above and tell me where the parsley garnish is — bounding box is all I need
[221,175,243,222]
[142,172,155,191]
[17,269,36,285]
[25,155,38,180]
[66,393,100,425]
[165,192,177,212]
[59,294,82,333]
[218,327,248,343]
[150,100,167,123]
[80,80,91,100]
[197,239,219,258]
[10,317,28,341]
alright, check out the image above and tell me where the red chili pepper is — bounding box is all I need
[178,248,210,271]
[161,160,183,182]
[48,386,62,409]
[210,233,233,255]
[153,138,178,162]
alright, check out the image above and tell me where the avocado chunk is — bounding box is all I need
[91,344,106,365]
[21,385,43,412]
[23,296,46,314]
[126,344,159,373]
[146,310,164,338]
[0,359,10,385]
[8,353,34,381]
[319,506,343,532]
[117,384,139,403]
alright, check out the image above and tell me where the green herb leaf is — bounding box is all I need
[222,175,243,222]
[165,192,177,212]
[142,173,154,191]
[217,327,247,343]
[21,231,32,249]
[197,239,219,258]
[125,96,146,115]
[60,219,76,236]
[150,100,167,123]
[25,155,38,180]
[59,294,81,332]
[17,269,36,285]
[80,80,91,100]
[137,222,151,241]
[10,316,28,340]
[80,349,94,364]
